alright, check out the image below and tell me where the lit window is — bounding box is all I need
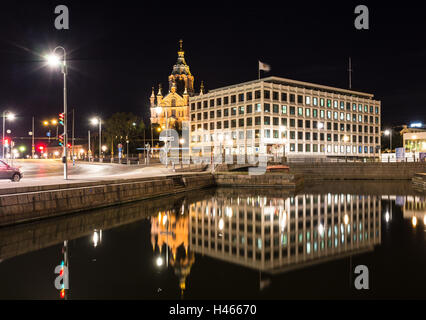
[305,96,311,105]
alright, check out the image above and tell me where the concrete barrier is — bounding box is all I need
[288,162,426,180]
[0,173,214,227]
[214,172,303,189]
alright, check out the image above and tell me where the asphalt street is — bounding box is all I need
[0,159,174,189]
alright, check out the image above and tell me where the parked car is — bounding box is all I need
[0,160,22,182]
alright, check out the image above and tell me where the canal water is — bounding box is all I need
[0,181,425,299]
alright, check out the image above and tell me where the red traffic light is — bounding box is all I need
[36,144,46,152]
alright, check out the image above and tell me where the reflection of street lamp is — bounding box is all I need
[412,216,417,228]
[45,46,68,180]
[156,256,164,267]
[92,229,102,248]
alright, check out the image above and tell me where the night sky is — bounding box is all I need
[0,0,425,142]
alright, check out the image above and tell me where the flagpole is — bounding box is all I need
[258,61,260,79]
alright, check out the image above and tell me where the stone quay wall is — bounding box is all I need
[0,173,214,227]
[214,173,303,189]
[288,162,426,181]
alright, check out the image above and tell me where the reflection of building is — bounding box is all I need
[401,195,426,227]
[189,191,381,273]
[151,209,195,296]
[189,76,381,159]
[150,40,195,131]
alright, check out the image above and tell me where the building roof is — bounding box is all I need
[208,76,376,100]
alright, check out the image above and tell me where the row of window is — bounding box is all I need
[190,91,380,114]
[191,105,380,124]
[192,131,379,144]
[187,144,378,154]
[191,119,380,134]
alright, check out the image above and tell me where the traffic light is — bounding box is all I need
[59,134,64,146]
[3,138,10,146]
[37,144,46,153]
[59,113,64,126]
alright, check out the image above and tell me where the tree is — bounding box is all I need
[103,112,146,156]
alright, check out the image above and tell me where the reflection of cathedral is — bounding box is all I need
[189,191,381,273]
[150,40,198,131]
[151,208,195,296]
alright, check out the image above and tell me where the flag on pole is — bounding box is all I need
[259,61,271,72]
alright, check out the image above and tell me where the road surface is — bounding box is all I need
[0,159,176,189]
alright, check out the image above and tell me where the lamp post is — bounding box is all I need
[91,117,102,160]
[45,46,68,180]
[2,111,15,160]
[384,129,392,152]
[343,135,349,162]
[155,106,168,166]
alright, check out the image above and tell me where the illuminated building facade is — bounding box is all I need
[401,127,426,153]
[150,40,195,131]
[189,77,381,159]
[189,190,381,272]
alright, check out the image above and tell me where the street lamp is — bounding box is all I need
[384,129,392,152]
[343,135,349,162]
[91,117,102,160]
[45,46,68,180]
[155,106,169,167]
[2,111,15,159]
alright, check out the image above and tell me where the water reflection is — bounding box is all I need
[189,190,381,274]
[151,207,195,297]
[1,182,426,299]
[398,195,426,228]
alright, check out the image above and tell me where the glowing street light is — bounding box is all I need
[90,117,102,159]
[384,129,392,151]
[44,46,68,180]
[2,111,15,159]
[343,135,349,162]
[45,54,61,67]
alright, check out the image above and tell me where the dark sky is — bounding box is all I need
[0,0,425,141]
